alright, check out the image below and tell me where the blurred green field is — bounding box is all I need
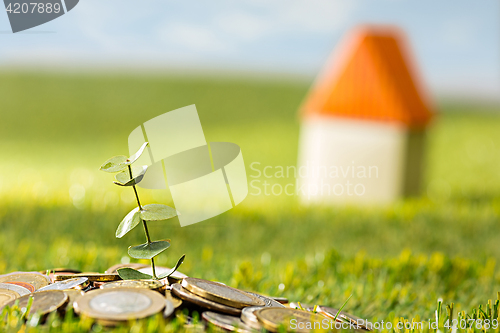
[1,71,500,331]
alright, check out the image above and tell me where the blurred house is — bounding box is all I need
[297,26,434,204]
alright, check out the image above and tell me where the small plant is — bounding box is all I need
[100,142,185,280]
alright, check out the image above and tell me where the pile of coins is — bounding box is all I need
[0,265,370,332]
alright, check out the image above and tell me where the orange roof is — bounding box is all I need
[301,25,433,128]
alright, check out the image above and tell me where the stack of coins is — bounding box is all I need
[0,266,186,325]
[0,267,370,331]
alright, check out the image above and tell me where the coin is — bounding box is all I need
[4,281,35,293]
[105,263,149,274]
[170,283,241,316]
[246,292,285,308]
[48,273,76,283]
[255,307,328,333]
[55,273,121,282]
[100,279,163,291]
[38,278,89,292]
[74,287,165,322]
[0,272,50,290]
[271,296,289,304]
[317,305,371,331]
[63,289,84,309]
[166,275,183,285]
[182,278,265,309]
[2,290,68,317]
[202,311,254,333]
[163,299,175,318]
[0,283,31,296]
[241,306,265,330]
[0,289,20,307]
[165,289,183,309]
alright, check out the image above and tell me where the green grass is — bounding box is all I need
[1,71,500,331]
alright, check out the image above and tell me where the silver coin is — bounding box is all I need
[38,278,88,292]
[163,299,175,318]
[89,291,152,314]
[202,311,254,333]
[241,306,264,330]
[75,288,165,322]
[0,283,31,296]
[246,292,285,308]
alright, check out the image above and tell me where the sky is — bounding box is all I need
[0,0,498,99]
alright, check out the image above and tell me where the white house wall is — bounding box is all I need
[297,117,407,204]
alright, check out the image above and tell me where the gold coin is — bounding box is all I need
[74,287,165,322]
[0,272,50,290]
[105,263,149,274]
[55,273,120,282]
[182,278,265,309]
[2,291,68,317]
[100,279,163,291]
[255,307,328,333]
[317,305,371,331]
[170,283,241,316]
[202,311,254,333]
[38,277,89,292]
[0,289,20,307]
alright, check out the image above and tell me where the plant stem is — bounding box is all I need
[141,218,156,279]
[128,166,142,210]
[141,219,152,243]
[151,257,157,279]
[128,165,157,279]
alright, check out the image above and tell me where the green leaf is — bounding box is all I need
[117,268,152,280]
[157,254,186,279]
[115,208,141,238]
[140,204,177,221]
[114,165,148,186]
[100,142,148,173]
[128,240,170,259]
[100,155,128,173]
[127,142,149,165]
